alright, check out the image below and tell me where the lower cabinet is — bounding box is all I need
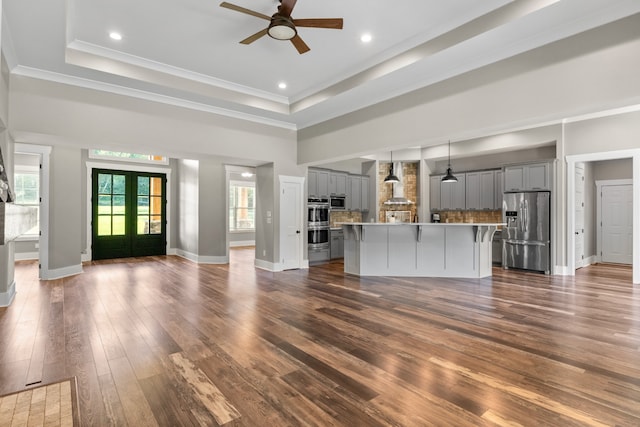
[309,248,330,263]
[330,229,344,259]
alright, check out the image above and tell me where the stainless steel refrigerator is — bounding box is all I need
[502,191,551,274]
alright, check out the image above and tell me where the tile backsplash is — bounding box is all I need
[437,210,502,224]
[330,211,362,228]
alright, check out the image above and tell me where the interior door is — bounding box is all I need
[92,169,166,260]
[280,177,303,270]
[601,184,632,264]
[574,163,585,268]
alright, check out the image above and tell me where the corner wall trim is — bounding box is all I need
[176,249,228,264]
[255,259,282,272]
[41,264,83,281]
[14,252,39,261]
[0,281,17,307]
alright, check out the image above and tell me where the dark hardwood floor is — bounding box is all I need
[1,249,639,426]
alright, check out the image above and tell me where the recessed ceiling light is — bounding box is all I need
[278,82,287,89]
[109,32,122,41]
[360,33,372,43]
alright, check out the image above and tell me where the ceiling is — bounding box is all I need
[3,0,640,132]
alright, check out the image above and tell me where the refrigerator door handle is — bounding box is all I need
[524,199,529,234]
[505,240,548,246]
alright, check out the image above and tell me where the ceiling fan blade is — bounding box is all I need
[293,18,343,29]
[278,0,298,17]
[240,28,268,44]
[290,34,310,54]
[220,2,271,20]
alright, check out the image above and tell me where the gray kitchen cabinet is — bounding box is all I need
[504,163,551,192]
[308,169,317,197]
[347,175,362,211]
[495,170,503,209]
[479,171,495,210]
[360,176,369,212]
[466,171,494,210]
[526,163,550,190]
[316,169,330,197]
[441,173,466,210]
[465,172,481,210]
[330,229,344,259]
[504,166,525,192]
[330,171,348,195]
[308,168,330,198]
[430,175,442,211]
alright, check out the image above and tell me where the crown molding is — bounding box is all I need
[11,66,298,131]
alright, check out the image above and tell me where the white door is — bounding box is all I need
[574,163,585,268]
[601,184,633,264]
[279,176,303,270]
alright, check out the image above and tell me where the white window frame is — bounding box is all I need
[88,149,169,165]
[13,164,40,241]
[229,180,256,233]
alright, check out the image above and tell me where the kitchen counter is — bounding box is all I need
[339,222,504,278]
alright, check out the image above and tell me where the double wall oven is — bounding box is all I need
[308,198,330,257]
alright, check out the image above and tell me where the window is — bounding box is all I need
[229,181,255,232]
[89,149,168,165]
[14,169,40,237]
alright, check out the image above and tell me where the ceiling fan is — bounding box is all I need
[220,0,343,54]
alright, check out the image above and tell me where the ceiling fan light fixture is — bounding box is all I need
[268,16,296,40]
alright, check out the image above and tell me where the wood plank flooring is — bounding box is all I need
[1,249,639,426]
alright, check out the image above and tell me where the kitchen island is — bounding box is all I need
[340,222,504,278]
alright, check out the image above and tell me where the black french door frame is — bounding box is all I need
[92,169,167,260]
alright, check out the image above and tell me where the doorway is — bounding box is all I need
[574,163,585,268]
[598,181,633,264]
[92,169,166,260]
[279,175,304,270]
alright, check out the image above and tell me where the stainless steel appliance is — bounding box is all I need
[329,196,346,210]
[308,198,329,227]
[503,191,550,274]
[308,198,330,262]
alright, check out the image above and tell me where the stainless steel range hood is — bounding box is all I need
[384,162,413,205]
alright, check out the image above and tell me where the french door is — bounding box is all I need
[92,169,166,260]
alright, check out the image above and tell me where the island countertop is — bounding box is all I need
[338,222,505,278]
[337,222,504,227]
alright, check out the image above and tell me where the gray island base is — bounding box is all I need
[340,223,504,278]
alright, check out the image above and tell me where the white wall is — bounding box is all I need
[298,15,640,164]
[177,159,199,256]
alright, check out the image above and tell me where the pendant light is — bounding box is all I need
[441,140,458,183]
[384,152,399,184]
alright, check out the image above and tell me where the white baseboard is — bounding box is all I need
[41,264,83,280]
[230,240,255,248]
[0,280,16,307]
[554,265,573,276]
[14,251,39,261]
[582,255,598,267]
[254,259,309,272]
[167,248,177,255]
[176,249,228,264]
[255,259,281,272]
[81,253,91,262]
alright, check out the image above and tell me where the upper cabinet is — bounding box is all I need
[441,173,466,210]
[360,176,370,212]
[348,175,361,211]
[503,162,551,192]
[494,170,503,209]
[329,171,348,195]
[430,175,442,211]
[308,168,330,198]
[466,171,495,210]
